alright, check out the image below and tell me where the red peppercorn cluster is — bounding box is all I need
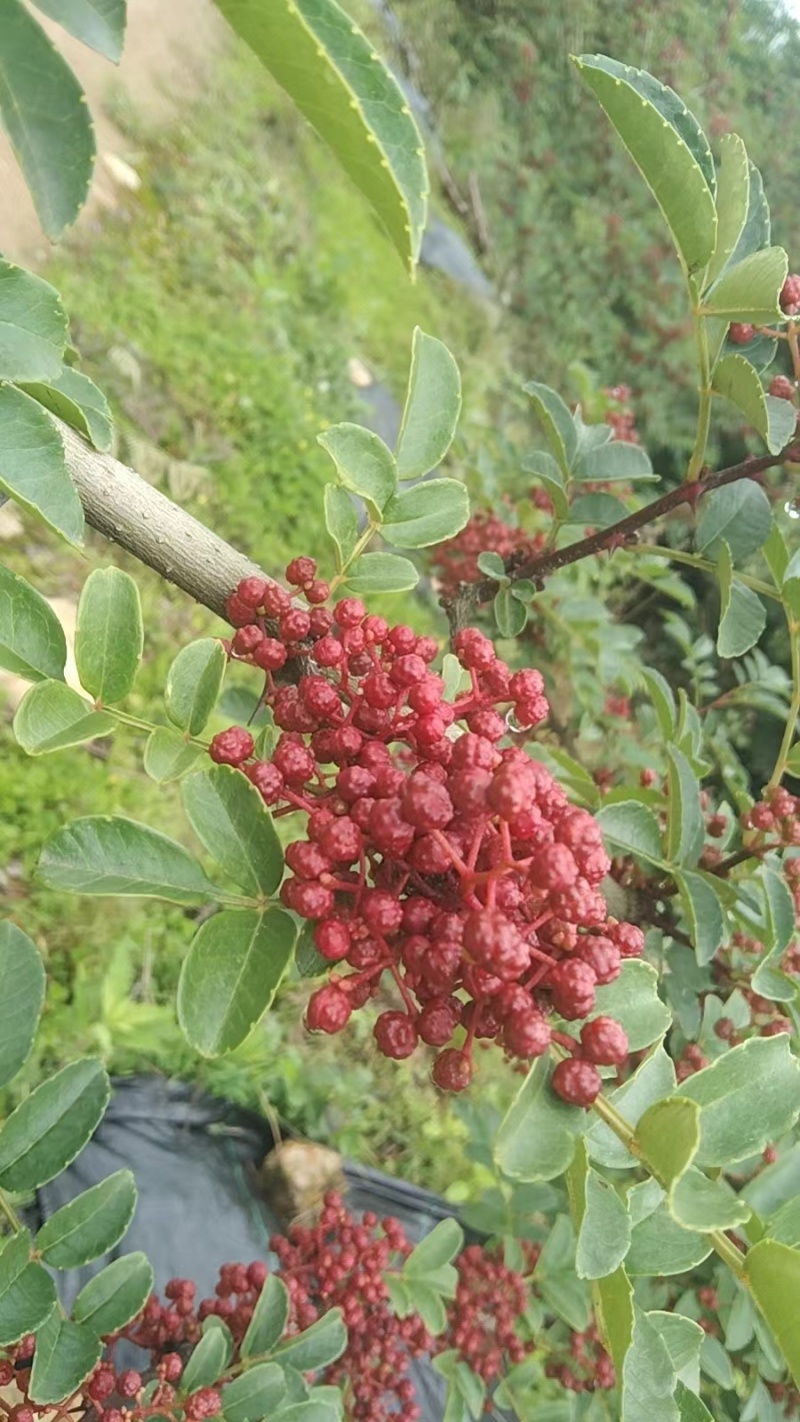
[543,1321,615,1393]
[729,322,755,344]
[209,568,643,1102]
[428,509,545,595]
[742,786,800,847]
[444,1242,532,1383]
[770,374,797,402]
[603,384,640,444]
[781,274,800,316]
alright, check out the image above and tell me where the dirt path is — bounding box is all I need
[0,0,223,266]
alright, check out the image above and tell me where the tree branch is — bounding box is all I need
[59,422,268,620]
[443,445,800,630]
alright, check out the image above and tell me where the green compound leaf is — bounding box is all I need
[20,366,113,452]
[181,765,284,897]
[143,728,205,784]
[523,381,578,475]
[0,1058,110,1193]
[0,384,84,545]
[701,246,788,322]
[0,563,67,683]
[716,540,766,658]
[31,0,127,62]
[38,815,221,904]
[696,478,774,563]
[676,1035,800,1167]
[572,55,716,274]
[318,423,397,512]
[323,484,359,571]
[0,1231,56,1346]
[494,1056,582,1183]
[0,259,67,381]
[241,1274,290,1358]
[36,1170,137,1269]
[165,637,226,737]
[704,133,750,289]
[744,1240,800,1388]
[223,1364,287,1422]
[75,567,143,705]
[573,440,657,484]
[589,961,672,1052]
[343,552,418,594]
[675,870,725,967]
[0,921,46,1091]
[214,0,427,273]
[575,1168,631,1280]
[0,0,95,238]
[665,745,704,867]
[72,1252,154,1337]
[595,800,666,866]
[395,328,462,479]
[381,478,469,548]
[13,681,116,754]
[28,1311,102,1405]
[181,1320,234,1393]
[178,907,297,1057]
[273,1308,348,1372]
[711,356,796,457]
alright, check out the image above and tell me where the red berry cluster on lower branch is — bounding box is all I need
[209,568,644,1103]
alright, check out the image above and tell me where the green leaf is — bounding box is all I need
[181,765,283,897]
[665,745,704,867]
[0,0,95,238]
[621,1308,679,1422]
[476,551,506,580]
[318,423,396,512]
[711,357,795,456]
[31,0,127,61]
[595,800,665,866]
[697,479,774,563]
[675,870,725,966]
[181,1320,234,1392]
[381,478,469,548]
[13,681,116,754]
[0,1231,57,1346]
[576,1168,631,1279]
[572,55,716,273]
[20,366,113,452]
[494,1056,582,1182]
[729,160,771,268]
[677,1035,800,1166]
[273,1309,348,1372]
[0,563,67,683]
[404,1219,464,1275]
[177,908,297,1057]
[626,1202,712,1275]
[241,1273,290,1358]
[766,1196,800,1248]
[573,440,657,483]
[521,449,569,519]
[494,586,527,638]
[744,1239,800,1388]
[36,1170,137,1268]
[73,1252,154,1336]
[323,484,358,571]
[763,521,790,588]
[701,246,788,321]
[587,1047,676,1169]
[38,815,220,904]
[274,1404,340,1422]
[534,1217,591,1332]
[223,1364,287,1422]
[74,567,143,705]
[293,921,328,980]
[567,492,630,526]
[395,328,461,479]
[214,0,427,272]
[590,961,672,1052]
[343,552,418,594]
[523,382,578,475]
[0,1057,110,1192]
[670,1168,751,1232]
[705,133,750,288]
[716,541,766,658]
[0,259,67,381]
[595,1266,634,1377]
[641,667,677,737]
[752,867,798,1000]
[28,1311,102,1405]
[648,1312,703,1392]
[165,638,226,736]
[634,1097,700,1191]
[0,384,84,545]
[0,921,45,1090]
[143,728,204,784]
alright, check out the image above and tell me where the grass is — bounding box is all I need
[0,36,518,1199]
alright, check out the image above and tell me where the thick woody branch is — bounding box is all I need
[59,422,267,621]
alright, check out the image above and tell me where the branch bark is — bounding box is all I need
[59,421,267,621]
